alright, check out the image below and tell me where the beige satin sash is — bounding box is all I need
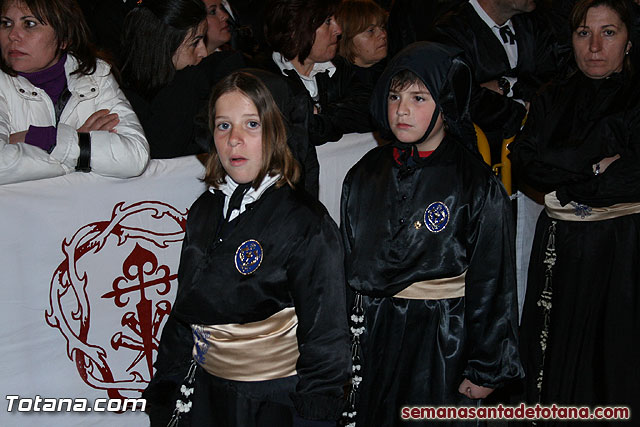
[393,271,466,300]
[545,191,640,222]
[192,307,299,381]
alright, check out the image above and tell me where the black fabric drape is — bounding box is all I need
[511,71,640,207]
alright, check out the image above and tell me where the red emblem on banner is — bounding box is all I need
[45,201,187,399]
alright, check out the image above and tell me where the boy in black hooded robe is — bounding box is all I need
[340,42,523,426]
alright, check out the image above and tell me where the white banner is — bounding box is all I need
[0,133,379,426]
[0,156,207,426]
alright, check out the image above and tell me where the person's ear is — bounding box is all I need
[626,40,632,55]
[58,38,68,52]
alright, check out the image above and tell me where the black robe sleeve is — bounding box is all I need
[142,218,198,424]
[287,210,351,420]
[557,108,640,206]
[339,167,355,260]
[511,72,640,207]
[309,56,374,145]
[431,4,527,139]
[463,177,523,388]
[510,83,594,194]
[510,11,567,101]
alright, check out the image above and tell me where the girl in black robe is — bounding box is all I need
[340,42,522,427]
[144,71,350,427]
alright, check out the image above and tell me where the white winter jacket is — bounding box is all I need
[0,55,150,185]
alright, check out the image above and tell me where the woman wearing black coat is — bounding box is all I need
[261,0,373,146]
[120,0,245,158]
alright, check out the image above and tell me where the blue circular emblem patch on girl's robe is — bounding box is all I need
[424,202,450,233]
[235,239,263,275]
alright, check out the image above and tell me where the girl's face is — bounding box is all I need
[352,23,387,68]
[172,20,208,70]
[213,90,264,184]
[202,0,231,54]
[0,1,61,73]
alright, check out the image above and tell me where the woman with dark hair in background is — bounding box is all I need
[512,0,640,421]
[335,0,389,88]
[263,0,373,146]
[121,0,244,158]
[0,0,149,185]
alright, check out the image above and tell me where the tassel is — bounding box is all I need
[167,360,198,427]
[532,220,557,426]
[341,292,365,426]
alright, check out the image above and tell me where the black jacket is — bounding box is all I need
[258,54,374,145]
[124,51,246,159]
[511,70,640,207]
[241,69,320,197]
[433,4,562,141]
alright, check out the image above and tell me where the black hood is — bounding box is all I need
[370,42,477,153]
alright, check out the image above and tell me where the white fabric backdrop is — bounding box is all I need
[0,133,378,426]
[514,191,544,323]
[0,156,207,426]
[317,132,382,223]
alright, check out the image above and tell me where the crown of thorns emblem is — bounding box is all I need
[45,201,187,399]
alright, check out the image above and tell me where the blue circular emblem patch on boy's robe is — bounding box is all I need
[424,202,450,233]
[235,239,263,275]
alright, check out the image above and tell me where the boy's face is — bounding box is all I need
[387,81,441,146]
